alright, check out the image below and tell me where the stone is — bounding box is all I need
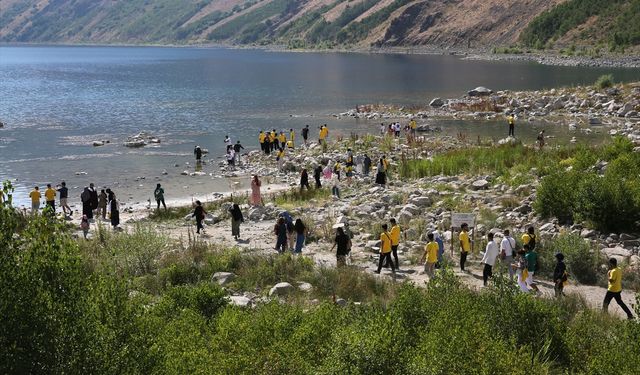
[620,233,635,241]
[402,203,421,215]
[617,102,635,117]
[588,117,601,125]
[471,179,490,190]
[211,272,235,286]
[297,282,313,292]
[602,246,631,260]
[513,204,532,214]
[468,86,493,97]
[335,298,347,307]
[429,98,444,107]
[269,282,294,296]
[498,137,517,146]
[228,295,251,307]
[398,210,413,224]
[539,223,554,232]
[630,255,640,267]
[92,141,104,147]
[409,196,432,207]
[580,229,597,239]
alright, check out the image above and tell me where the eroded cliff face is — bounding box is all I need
[0,0,565,47]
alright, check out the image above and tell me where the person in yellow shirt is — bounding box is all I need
[278,132,286,149]
[259,131,266,153]
[389,218,401,269]
[409,118,417,141]
[507,114,515,137]
[459,223,471,272]
[602,258,634,319]
[269,129,277,152]
[29,186,41,215]
[522,226,536,251]
[375,224,395,274]
[319,125,329,151]
[420,233,439,277]
[276,148,285,170]
[44,183,56,213]
[289,128,295,148]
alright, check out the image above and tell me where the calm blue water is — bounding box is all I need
[1,46,639,207]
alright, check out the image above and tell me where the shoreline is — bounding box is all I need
[2,42,639,69]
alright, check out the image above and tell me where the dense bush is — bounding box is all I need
[595,74,614,89]
[1,190,639,374]
[535,137,640,232]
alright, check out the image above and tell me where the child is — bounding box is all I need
[420,233,439,277]
[80,214,90,239]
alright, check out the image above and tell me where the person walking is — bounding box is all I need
[300,168,310,191]
[553,252,567,298]
[420,233,439,278]
[522,226,536,252]
[89,183,98,217]
[302,125,309,146]
[233,141,244,165]
[108,193,120,229]
[313,165,322,188]
[250,175,262,206]
[274,216,288,253]
[97,189,107,219]
[294,218,307,254]
[258,131,266,153]
[512,249,530,293]
[57,181,72,217]
[524,242,540,293]
[458,223,471,271]
[228,203,244,240]
[331,173,340,199]
[375,224,395,274]
[330,226,351,267]
[276,148,285,171]
[363,154,372,176]
[375,159,386,186]
[389,218,401,269]
[194,145,203,162]
[80,215,90,239]
[29,186,41,215]
[154,183,166,210]
[278,132,287,150]
[500,230,517,280]
[481,232,499,286]
[602,258,635,319]
[44,184,56,213]
[507,114,515,137]
[80,187,92,219]
[192,200,206,234]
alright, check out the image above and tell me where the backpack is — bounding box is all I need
[528,234,536,251]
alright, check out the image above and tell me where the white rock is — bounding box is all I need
[227,296,251,307]
[211,272,235,286]
[471,179,490,190]
[269,282,294,296]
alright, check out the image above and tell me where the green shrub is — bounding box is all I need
[595,74,614,89]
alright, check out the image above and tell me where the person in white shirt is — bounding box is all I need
[224,135,232,151]
[500,229,517,280]
[481,232,499,286]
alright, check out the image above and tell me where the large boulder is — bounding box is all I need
[468,87,493,97]
[401,203,421,216]
[227,295,251,307]
[429,98,445,107]
[602,246,631,263]
[269,282,294,297]
[211,272,236,286]
[409,196,432,207]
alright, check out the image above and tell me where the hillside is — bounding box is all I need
[1,0,639,50]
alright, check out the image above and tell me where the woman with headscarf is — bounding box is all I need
[293,218,307,254]
[80,187,93,219]
[108,192,120,229]
[375,158,386,186]
[300,169,310,192]
[228,203,244,240]
[274,216,287,253]
[250,175,262,206]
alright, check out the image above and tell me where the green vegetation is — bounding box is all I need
[492,46,524,54]
[1,182,640,373]
[535,137,640,232]
[536,233,602,285]
[520,0,640,50]
[273,187,332,209]
[596,74,615,89]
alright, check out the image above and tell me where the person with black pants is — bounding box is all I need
[481,232,499,286]
[313,165,322,188]
[300,169,310,191]
[603,258,634,319]
[375,224,395,274]
[553,252,567,298]
[193,200,206,234]
[458,223,471,271]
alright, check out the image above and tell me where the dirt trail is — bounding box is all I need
[132,214,637,320]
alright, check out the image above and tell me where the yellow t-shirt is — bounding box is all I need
[380,232,392,253]
[382,159,389,171]
[459,231,471,252]
[608,268,622,292]
[44,188,56,201]
[425,241,439,263]
[259,133,266,143]
[319,127,328,140]
[278,134,286,143]
[286,140,294,149]
[522,233,535,246]
[410,120,416,129]
[508,116,515,125]
[290,131,295,141]
[30,190,41,203]
[277,150,284,159]
[390,225,401,246]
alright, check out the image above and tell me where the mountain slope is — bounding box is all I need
[1,0,637,50]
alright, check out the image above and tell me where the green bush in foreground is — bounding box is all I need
[1,200,639,374]
[595,74,614,89]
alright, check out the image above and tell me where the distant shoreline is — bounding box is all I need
[2,42,639,69]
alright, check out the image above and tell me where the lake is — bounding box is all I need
[1,46,639,207]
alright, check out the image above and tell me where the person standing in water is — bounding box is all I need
[194,145,203,162]
[154,183,166,210]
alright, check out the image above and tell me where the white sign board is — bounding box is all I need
[451,213,475,229]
